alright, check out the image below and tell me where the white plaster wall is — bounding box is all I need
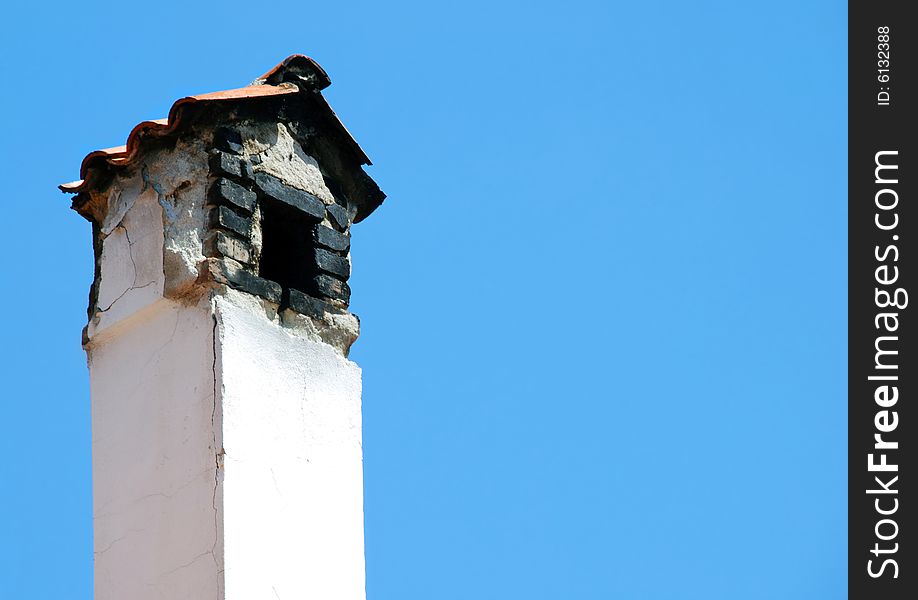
[90,297,220,600]
[216,291,366,600]
[91,184,165,339]
[88,148,222,599]
[87,130,365,600]
[88,136,208,341]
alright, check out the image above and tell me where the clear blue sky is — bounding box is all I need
[0,1,846,598]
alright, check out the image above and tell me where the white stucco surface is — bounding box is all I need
[216,291,366,600]
[90,297,220,600]
[90,289,366,600]
[87,121,366,600]
[88,140,221,600]
[92,185,165,339]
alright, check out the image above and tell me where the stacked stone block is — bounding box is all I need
[204,126,354,317]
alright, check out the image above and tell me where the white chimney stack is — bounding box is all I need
[60,55,385,600]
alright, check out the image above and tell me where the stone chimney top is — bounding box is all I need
[61,54,384,354]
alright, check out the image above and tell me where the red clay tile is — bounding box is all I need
[61,56,370,194]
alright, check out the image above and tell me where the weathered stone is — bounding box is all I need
[312,274,351,305]
[254,172,325,220]
[284,288,332,319]
[313,225,350,252]
[246,123,336,204]
[204,231,252,265]
[313,248,351,279]
[326,202,350,230]
[209,178,256,214]
[278,302,360,357]
[241,159,256,183]
[214,127,244,154]
[208,206,252,238]
[209,152,243,179]
[210,258,282,303]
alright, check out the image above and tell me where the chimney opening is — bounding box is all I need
[258,198,317,293]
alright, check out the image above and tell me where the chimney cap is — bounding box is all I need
[60,55,374,196]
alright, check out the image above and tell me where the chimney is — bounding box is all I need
[60,56,385,600]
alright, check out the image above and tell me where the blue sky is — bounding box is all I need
[0,1,846,598]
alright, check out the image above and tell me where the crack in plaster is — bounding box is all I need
[140,148,207,299]
[155,549,214,579]
[211,309,222,600]
[113,310,181,406]
[270,467,282,496]
[100,188,135,237]
[139,312,180,374]
[95,528,144,556]
[96,224,158,314]
[94,468,212,520]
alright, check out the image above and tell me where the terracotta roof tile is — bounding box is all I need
[61,55,371,194]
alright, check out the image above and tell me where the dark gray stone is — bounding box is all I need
[313,225,350,252]
[326,202,350,230]
[312,274,351,305]
[204,231,252,265]
[209,152,243,179]
[254,172,325,220]
[209,179,256,214]
[241,159,256,183]
[208,206,252,238]
[214,127,244,154]
[212,259,282,303]
[313,248,350,279]
[284,288,332,319]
